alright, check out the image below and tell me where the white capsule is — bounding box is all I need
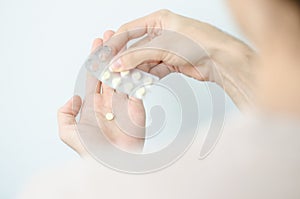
[112,77,121,88]
[132,71,142,81]
[105,112,114,121]
[120,70,130,77]
[101,70,111,80]
[135,87,146,98]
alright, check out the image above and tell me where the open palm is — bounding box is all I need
[57,31,145,157]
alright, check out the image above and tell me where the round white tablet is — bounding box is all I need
[102,71,111,80]
[132,71,142,81]
[120,70,130,77]
[105,112,114,121]
[135,87,146,98]
[112,77,121,88]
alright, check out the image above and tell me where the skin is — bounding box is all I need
[20,2,300,197]
[227,0,300,117]
[57,31,146,155]
[57,31,171,155]
[107,10,257,111]
[58,1,300,156]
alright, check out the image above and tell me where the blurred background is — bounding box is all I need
[0,0,245,198]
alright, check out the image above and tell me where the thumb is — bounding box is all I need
[109,46,166,72]
[57,96,81,142]
[57,95,82,130]
[57,95,88,156]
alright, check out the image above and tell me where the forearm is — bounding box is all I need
[186,21,258,111]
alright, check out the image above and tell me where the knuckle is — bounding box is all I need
[157,9,172,18]
[57,109,64,121]
[119,22,130,33]
[57,107,63,116]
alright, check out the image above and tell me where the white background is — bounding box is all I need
[0,0,244,198]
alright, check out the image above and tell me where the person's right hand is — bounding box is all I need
[57,31,146,157]
[107,10,257,110]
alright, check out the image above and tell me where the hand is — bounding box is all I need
[57,31,146,157]
[107,9,257,110]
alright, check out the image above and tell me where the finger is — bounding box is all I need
[106,9,171,54]
[115,89,129,100]
[149,63,172,78]
[95,83,115,115]
[132,35,152,47]
[102,31,116,98]
[91,38,103,53]
[123,36,156,68]
[104,30,128,55]
[86,75,101,96]
[57,96,82,128]
[57,96,88,156]
[103,30,115,43]
[101,83,114,100]
[86,39,103,96]
[112,36,158,72]
[110,46,166,72]
[136,61,160,73]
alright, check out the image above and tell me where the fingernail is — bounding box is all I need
[109,59,122,71]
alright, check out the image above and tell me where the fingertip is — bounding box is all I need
[71,95,82,116]
[85,72,100,95]
[91,38,103,52]
[92,38,103,45]
[72,95,82,106]
[103,30,115,42]
[109,57,136,72]
[63,95,82,116]
[109,58,123,72]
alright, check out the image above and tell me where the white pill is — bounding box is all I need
[120,70,130,77]
[135,87,146,98]
[143,76,153,84]
[132,71,142,81]
[102,70,111,80]
[105,112,114,121]
[124,82,133,93]
[112,77,121,88]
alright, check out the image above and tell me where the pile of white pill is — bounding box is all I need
[99,68,158,99]
[84,46,159,99]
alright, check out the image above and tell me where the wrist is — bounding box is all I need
[209,37,258,110]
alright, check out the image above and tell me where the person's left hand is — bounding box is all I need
[57,31,146,157]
